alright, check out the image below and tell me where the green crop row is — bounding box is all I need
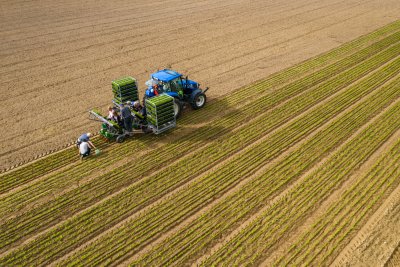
[0,136,113,195]
[0,136,150,219]
[308,162,399,266]
[0,22,400,188]
[2,41,398,258]
[179,27,400,126]
[201,99,400,266]
[2,22,399,192]
[276,140,400,266]
[54,59,400,265]
[0,19,400,266]
[1,36,398,260]
[4,31,393,218]
[181,29,400,138]
[132,67,400,266]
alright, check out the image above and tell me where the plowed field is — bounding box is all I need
[0,1,400,266]
[1,0,400,170]
[1,10,400,264]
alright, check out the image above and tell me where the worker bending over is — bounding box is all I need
[76,133,97,158]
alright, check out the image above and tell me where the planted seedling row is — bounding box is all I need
[135,77,400,266]
[281,141,400,266]
[61,60,400,265]
[3,25,399,192]
[204,101,400,266]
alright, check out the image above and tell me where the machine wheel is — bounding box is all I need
[142,126,153,134]
[116,135,125,143]
[173,98,182,118]
[191,93,206,110]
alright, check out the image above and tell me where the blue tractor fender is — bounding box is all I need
[189,89,203,102]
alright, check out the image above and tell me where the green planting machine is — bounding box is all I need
[90,69,208,142]
[89,74,186,143]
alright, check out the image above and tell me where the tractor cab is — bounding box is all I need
[145,69,208,118]
[145,69,184,98]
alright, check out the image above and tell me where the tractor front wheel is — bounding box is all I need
[173,98,182,118]
[191,93,206,110]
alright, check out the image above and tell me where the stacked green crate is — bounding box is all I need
[112,76,138,104]
[145,94,175,127]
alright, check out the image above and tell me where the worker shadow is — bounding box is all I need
[180,97,242,127]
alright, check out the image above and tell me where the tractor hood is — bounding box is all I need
[181,79,199,89]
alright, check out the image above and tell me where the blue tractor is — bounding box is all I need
[144,69,208,118]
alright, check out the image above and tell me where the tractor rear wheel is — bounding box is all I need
[173,98,182,118]
[191,93,206,110]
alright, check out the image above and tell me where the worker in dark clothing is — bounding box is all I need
[140,100,147,117]
[120,102,133,132]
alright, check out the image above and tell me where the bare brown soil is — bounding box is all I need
[1,0,399,169]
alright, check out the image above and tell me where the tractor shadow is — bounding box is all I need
[179,97,242,127]
[156,124,234,145]
[152,97,243,145]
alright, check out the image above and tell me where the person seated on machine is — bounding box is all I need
[107,106,114,119]
[106,106,121,125]
[132,100,143,112]
[111,110,122,125]
[131,100,146,120]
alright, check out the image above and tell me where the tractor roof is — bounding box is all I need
[151,69,182,82]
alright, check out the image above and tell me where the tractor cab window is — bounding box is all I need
[161,82,171,92]
[169,81,177,92]
[170,78,183,92]
[145,79,157,88]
